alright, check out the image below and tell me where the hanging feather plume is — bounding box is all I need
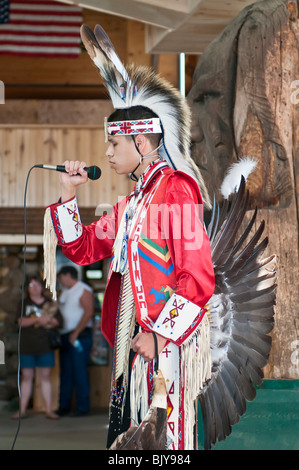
[220,156,257,199]
[80,24,211,209]
[109,369,167,450]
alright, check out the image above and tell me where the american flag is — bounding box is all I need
[0,0,83,57]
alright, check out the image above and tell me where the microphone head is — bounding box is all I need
[87,165,101,180]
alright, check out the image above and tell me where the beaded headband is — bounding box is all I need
[104,117,162,142]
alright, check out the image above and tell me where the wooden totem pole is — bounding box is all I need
[188,0,299,379]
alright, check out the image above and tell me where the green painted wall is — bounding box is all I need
[198,380,299,450]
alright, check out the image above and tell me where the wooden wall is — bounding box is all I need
[0,125,131,208]
[0,99,133,244]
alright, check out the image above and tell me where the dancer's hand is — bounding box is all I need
[60,160,89,202]
[131,332,167,362]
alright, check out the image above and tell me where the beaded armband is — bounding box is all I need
[152,293,205,346]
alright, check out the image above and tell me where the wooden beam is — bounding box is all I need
[0,101,114,125]
[0,207,99,236]
[126,0,194,13]
[4,84,107,100]
[146,0,259,53]
[56,0,191,29]
[56,0,259,54]
[146,21,230,54]
[0,235,43,245]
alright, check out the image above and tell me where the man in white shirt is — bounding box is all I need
[57,266,94,417]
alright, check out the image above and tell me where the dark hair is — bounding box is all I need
[57,266,78,280]
[25,275,44,297]
[108,106,163,148]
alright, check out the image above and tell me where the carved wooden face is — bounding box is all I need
[188,45,237,202]
[187,1,293,210]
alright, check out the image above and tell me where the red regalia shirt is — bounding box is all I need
[46,161,215,347]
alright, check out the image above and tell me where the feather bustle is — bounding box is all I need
[198,176,276,450]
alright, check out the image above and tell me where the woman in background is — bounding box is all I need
[13,275,63,419]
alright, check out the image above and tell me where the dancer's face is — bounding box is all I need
[106,135,140,176]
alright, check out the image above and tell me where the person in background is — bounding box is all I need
[56,266,94,417]
[13,275,63,419]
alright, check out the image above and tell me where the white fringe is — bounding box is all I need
[43,208,58,300]
[181,314,211,449]
[130,354,149,426]
[129,314,211,449]
[111,206,128,273]
[114,271,136,382]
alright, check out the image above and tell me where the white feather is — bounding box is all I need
[220,156,257,199]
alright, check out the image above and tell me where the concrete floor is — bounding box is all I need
[1,380,298,451]
[0,402,109,450]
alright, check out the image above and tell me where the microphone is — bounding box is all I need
[35,164,102,181]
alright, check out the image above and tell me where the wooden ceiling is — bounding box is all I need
[56,0,258,53]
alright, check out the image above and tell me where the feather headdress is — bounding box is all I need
[80,24,210,208]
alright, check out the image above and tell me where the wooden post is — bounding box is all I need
[188,0,299,379]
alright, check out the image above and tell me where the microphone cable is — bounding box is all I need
[11,165,39,450]
[10,162,99,449]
